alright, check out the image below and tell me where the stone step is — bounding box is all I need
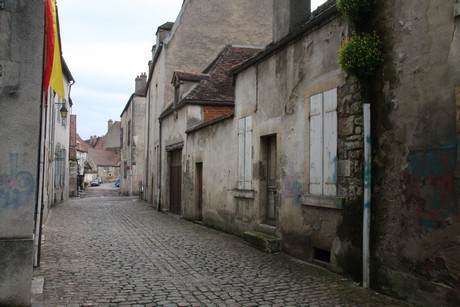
[243,231,281,254]
[254,223,277,236]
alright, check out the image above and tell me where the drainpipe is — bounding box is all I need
[145,91,151,202]
[34,91,48,267]
[156,119,162,211]
[363,103,371,287]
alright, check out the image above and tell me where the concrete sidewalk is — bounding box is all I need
[32,196,411,306]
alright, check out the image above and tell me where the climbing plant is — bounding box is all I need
[336,0,373,27]
[338,32,382,81]
[337,0,382,84]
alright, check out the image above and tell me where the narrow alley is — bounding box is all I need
[31,186,410,306]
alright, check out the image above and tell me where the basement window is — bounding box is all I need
[313,247,331,263]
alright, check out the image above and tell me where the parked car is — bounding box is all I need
[115,178,120,187]
[90,179,100,186]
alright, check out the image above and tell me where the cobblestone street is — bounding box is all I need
[32,194,410,306]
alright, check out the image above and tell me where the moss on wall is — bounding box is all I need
[203,214,241,236]
[336,197,363,281]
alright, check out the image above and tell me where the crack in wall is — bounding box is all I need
[285,40,313,115]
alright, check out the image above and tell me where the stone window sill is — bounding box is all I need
[233,189,256,199]
[301,194,343,209]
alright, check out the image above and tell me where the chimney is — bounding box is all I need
[135,72,147,92]
[273,0,311,43]
[108,119,113,131]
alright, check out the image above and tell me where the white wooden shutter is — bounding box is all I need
[323,88,337,196]
[244,116,252,190]
[238,118,245,189]
[309,93,323,195]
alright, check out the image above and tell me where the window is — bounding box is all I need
[309,88,337,196]
[55,95,61,124]
[120,127,124,148]
[54,147,66,188]
[238,116,252,190]
[127,120,131,146]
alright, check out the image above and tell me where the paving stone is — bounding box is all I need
[32,196,412,306]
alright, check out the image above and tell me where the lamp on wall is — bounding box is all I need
[55,103,68,119]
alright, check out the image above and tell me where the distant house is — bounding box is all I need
[120,73,147,196]
[75,134,90,184]
[82,119,122,184]
[86,147,120,183]
[104,119,121,150]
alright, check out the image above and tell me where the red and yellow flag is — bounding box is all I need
[43,0,65,99]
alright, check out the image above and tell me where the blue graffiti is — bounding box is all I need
[0,153,35,208]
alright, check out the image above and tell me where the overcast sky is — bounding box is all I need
[57,0,326,140]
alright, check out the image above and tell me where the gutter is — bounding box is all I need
[156,119,162,212]
[159,99,235,120]
[232,4,339,76]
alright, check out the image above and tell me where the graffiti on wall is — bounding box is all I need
[404,143,459,232]
[283,169,303,199]
[0,153,35,208]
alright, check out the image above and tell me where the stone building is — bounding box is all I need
[120,73,147,196]
[0,1,76,304]
[162,46,262,216]
[103,119,121,150]
[143,0,274,206]
[183,0,360,279]
[370,0,460,305]
[0,2,44,303]
[41,59,74,221]
[145,0,460,305]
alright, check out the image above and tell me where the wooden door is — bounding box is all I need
[266,135,277,225]
[196,162,203,220]
[169,150,182,215]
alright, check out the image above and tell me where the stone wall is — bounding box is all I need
[372,0,460,304]
[0,1,44,304]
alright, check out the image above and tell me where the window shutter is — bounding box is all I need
[237,118,245,189]
[309,93,323,195]
[244,116,252,190]
[323,88,337,196]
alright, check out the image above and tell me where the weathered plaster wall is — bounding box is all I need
[373,0,460,304]
[160,107,188,211]
[132,96,146,194]
[184,119,239,232]
[120,102,132,196]
[120,96,145,196]
[0,0,43,304]
[233,13,365,278]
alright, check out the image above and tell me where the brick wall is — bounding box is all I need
[203,106,234,122]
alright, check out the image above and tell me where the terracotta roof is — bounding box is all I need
[183,46,262,103]
[186,112,234,134]
[76,134,89,152]
[87,148,119,167]
[93,137,104,150]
